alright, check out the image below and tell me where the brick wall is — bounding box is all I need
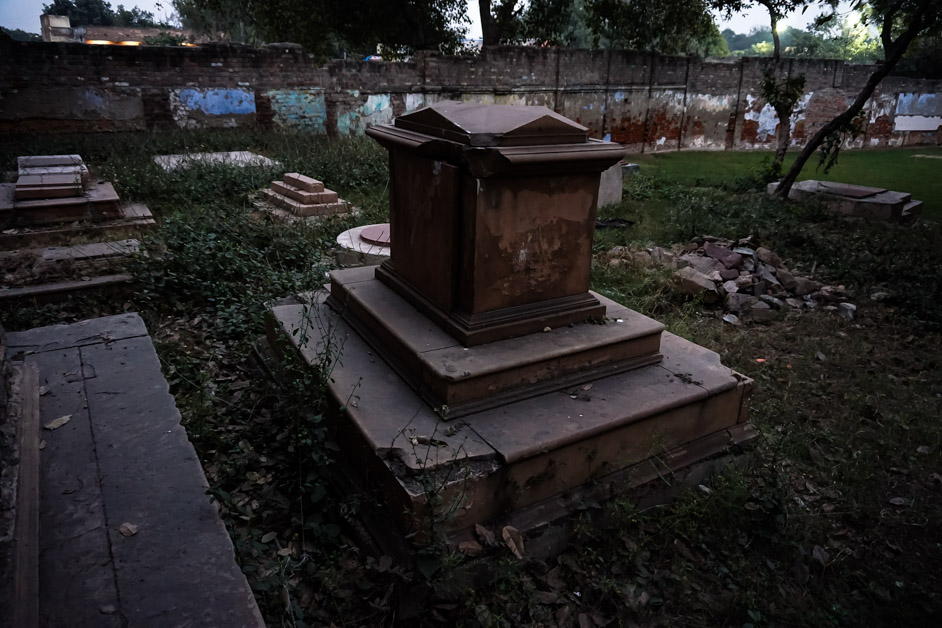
[1,37,940,151]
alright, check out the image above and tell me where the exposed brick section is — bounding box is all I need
[1,36,940,152]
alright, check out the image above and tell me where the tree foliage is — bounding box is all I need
[583,0,716,53]
[175,0,467,58]
[1,27,42,41]
[42,0,169,28]
[776,0,942,197]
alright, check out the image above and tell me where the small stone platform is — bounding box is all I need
[2,313,263,627]
[260,173,350,220]
[267,272,755,546]
[771,180,923,221]
[0,155,155,302]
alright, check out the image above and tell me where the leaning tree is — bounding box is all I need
[774,0,942,198]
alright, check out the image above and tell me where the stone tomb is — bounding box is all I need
[769,180,923,221]
[268,102,754,546]
[262,172,350,218]
[0,155,155,302]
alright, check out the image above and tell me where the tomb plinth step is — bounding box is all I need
[0,203,155,249]
[0,238,139,265]
[11,194,89,225]
[901,199,923,219]
[266,293,753,544]
[16,173,84,189]
[6,181,121,226]
[0,273,133,303]
[262,189,347,217]
[17,155,84,169]
[283,172,325,192]
[326,267,664,418]
[270,180,339,205]
[14,185,84,201]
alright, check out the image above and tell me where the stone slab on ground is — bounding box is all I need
[770,179,921,221]
[153,151,280,171]
[4,314,264,627]
[0,239,139,265]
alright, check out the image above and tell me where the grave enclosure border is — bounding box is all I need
[1,38,940,151]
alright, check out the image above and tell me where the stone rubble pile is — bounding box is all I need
[606,235,858,324]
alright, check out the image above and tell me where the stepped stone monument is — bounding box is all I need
[268,101,755,549]
[263,173,350,218]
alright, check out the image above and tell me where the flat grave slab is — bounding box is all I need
[5,314,264,626]
[153,151,280,171]
[818,182,887,198]
[770,179,923,221]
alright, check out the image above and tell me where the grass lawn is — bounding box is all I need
[1,130,941,626]
[631,146,942,220]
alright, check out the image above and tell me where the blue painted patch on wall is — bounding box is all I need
[177,88,256,115]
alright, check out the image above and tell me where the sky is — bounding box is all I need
[1,0,841,38]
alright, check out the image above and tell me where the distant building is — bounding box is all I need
[40,14,72,42]
[39,13,200,46]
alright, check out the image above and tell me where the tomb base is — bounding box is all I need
[266,276,755,547]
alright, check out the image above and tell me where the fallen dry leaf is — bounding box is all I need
[889,497,907,506]
[261,531,277,543]
[119,522,138,537]
[458,540,483,556]
[475,523,496,547]
[502,525,525,560]
[812,545,830,566]
[916,445,931,454]
[43,415,71,430]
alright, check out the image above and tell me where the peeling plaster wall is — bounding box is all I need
[1,38,940,152]
[265,88,326,132]
[169,87,256,128]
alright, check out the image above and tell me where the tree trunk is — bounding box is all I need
[761,1,787,172]
[774,14,926,199]
[480,0,497,47]
[772,100,791,170]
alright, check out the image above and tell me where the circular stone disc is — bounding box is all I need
[359,223,391,246]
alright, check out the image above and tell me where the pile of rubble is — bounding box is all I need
[606,236,857,324]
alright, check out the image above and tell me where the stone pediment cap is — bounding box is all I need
[394,100,589,147]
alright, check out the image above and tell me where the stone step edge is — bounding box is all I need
[2,360,41,628]
[262,189,348,217]
[0,274,133,303]
[283,172,324,192]
[0,204,155,248]
[270,180,339,205]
